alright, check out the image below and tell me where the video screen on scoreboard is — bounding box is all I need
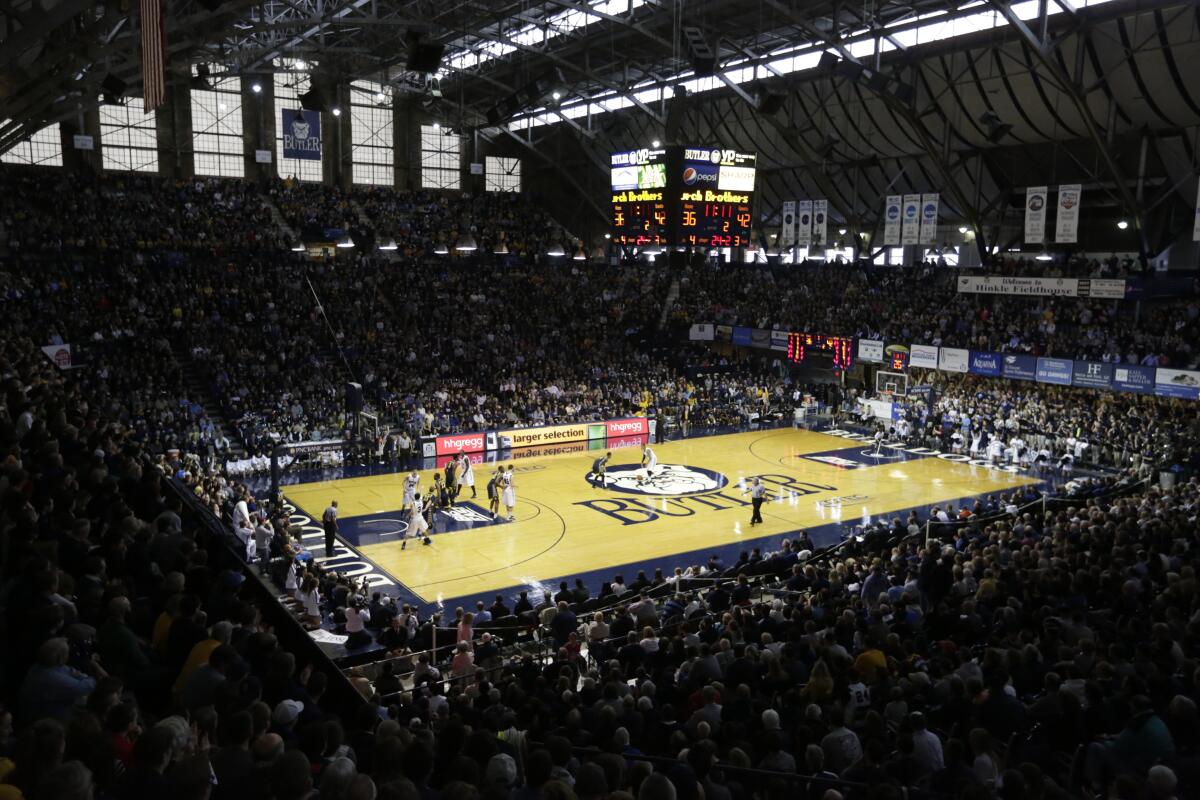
[611,147,667,245]
[679,146,756,247]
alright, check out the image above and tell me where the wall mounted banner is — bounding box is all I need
[901,194,921,245]
[968,351,1001,377]
[919,192,939,245]
[909,344,939,369]
[857,339,884,363]
[282,109,322,160]
[1025,186,1047,244]
[1055,184,1081,243]
[1002,354,1037,381]
[883,195,902,246]
[938,347,969,373]
[812,199,828,247]
[780,201,796,248]
[1154,368,1200,400]
[1077,279,1127,299]
[689,323,714,341]
[796,200,813,246]
[1035,357,1073,386]
[770,331,790,351]
[1112,364,1156,394]
[1072,361,1113,390]
[731,327,754,347]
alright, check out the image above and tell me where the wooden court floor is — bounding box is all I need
[284,427,1039,606]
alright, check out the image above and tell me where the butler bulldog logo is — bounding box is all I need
[291,117,310,141]
[591,464,727,496]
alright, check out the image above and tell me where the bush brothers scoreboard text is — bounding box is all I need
[610,146,756,248]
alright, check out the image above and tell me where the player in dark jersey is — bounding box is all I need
[486,468,501,519]
[444,457,459,506]
[591,451,612,489]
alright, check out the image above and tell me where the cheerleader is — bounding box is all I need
[641,444,658,476]
[401,470,420,512]
[501,465,517,522]
[458,453,476,499]
[403,491,430,550]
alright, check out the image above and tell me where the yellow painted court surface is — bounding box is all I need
[284,428,1038,604]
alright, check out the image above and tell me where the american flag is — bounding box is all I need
[141,0,166,111]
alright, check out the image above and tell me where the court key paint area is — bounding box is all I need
[283,427,1040,609]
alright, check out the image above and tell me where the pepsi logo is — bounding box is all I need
[682,167,717,185]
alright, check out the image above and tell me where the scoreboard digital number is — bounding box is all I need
[610,145,757,248]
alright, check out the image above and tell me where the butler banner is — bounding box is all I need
[780,201,796,248]
[282,109,322,160]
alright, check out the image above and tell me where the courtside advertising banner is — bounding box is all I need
[938,347,969,373]
[812,199,828,247]
[919,193,939,245]
[909,344,939,370]
[796,200,813,246]
[498,422,593,449]
[606,418,649,438]
[434,431,487,456]
[1112,364,1156,394]
[1072,361,1113,390]
[1002,354,1037,381]
[281,109,322,160]
[1035,357,1073,386]
[780,200,796,248]
[1056,184,1081,243]
[901,194,921,245]
[1154,368,1200,400]
[883,195,902,246]
[1025,186,1047,244]
[968,351,1001,377]
[857,339,884,363]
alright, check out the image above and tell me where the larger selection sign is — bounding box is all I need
[611,145,756,247]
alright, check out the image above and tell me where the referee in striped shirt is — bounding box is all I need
[743,477,773,526]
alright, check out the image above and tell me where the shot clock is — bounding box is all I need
[610,145,757,248]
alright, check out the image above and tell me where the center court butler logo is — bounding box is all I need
[590,463,728,496]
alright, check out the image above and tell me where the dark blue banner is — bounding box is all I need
[1112,364,1155,394]
[968,351,1001,377]
[282,109,322,160]
[1072,361,1113,390]
[1035,357,1073,386]
[731,326,753,347]
[1001,354,1037,381]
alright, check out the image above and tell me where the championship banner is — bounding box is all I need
[883,195,902,246]
[938,347,969,373]
[780,200,796,248]
[796,200,813,246]
[282,109,322,160]
[857,339,884,363]
[919,193,939,245]
[1035,357,1073,386]
[1072,361,1113,390]
[689,323,714,341]
[909,344,939,370]
[967,351,1001,377]
[1113,364,1156,394]
[901,194,921,245]
[1025,186,1047,244]
[1055,184,1081,244]
[1002,354,1037,381]
[1154,368,1200,400]
[1194,181,1200,242]
[811,199,828,247]
[40,344,72,369]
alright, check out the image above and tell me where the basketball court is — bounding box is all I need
[281,426,1042,612]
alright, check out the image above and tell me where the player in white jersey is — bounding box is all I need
[641,445,658,475]
[403,491,430,550]
[458,453,476,499]
[500,465,517,521]
[402,471,420,512]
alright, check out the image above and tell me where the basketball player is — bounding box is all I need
[458,453,476,499]
[403,490,429,550]
[641,444,658,476]
[501,465,517,522]
[487,468,501,518]
[401,470,420,512]
[591,451,612,489]
[444,457,459,506]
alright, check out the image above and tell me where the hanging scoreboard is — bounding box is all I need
[678,146,756,247]
[610,147,668,246]
[610,145,757,248]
